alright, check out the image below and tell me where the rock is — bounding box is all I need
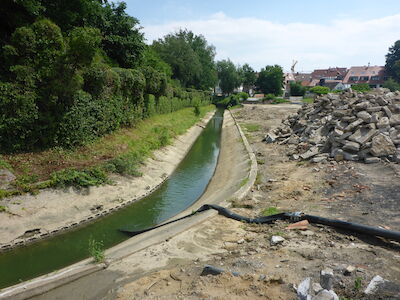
[297,277,312,300]
[270,235,285,246]
[364,275,387,295]
[383,106,393,118]
[300,230,315,236]
[264,132,277,143]
[377,116,390,128]
[300,146,319,160]
[390,114,400,126]
[344,119,364,132]
[354,102,369,110]
[356,111,371,122]
[312,283,323,294]
[348,128,377,144]
[344,265,356,276]
[312,289,339,300]
[0,169,16,189]
[333,149,344,162]
[342,141,360,152]
[364,157,380,164]
[370,134,396,156]
[200,265,240,277]
[366,106,382,113]
[320,268,334,290]
[343,151,359,161]
[311,156,327,163]
[237,238,245,244]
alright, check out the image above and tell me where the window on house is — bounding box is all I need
[371,76,380,81]
[349,76,359,81]
[360,76,369,81]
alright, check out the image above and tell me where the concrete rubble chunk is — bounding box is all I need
[264,132,277,143]
[312,289,339,300]
[342,141,360,152]
[377,117,390,128]
[300,146,319,160]
[364,275,387,295]
[320,268,334,290]
[348,128,377,144]
[270,235,285,246]
[390,114,400,126]
[370,134,396,157]
[297,277,312,300]
[356,111,371,122]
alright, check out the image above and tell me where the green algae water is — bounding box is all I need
[0,109,223,289]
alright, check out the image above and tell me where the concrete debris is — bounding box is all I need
[312,289,339,300]
[266,89,400,163]
[297,277,312,300]
[270,235,285,246]
[364,275,387,295]
[320,268,334,290]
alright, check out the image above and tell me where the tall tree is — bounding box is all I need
[386,40,400,82]
[256,65,284,96]
[216,59,240,94]
[152,29,217,89]
[239,63,257,93]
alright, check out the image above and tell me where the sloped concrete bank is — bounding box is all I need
[0,109,257,300]
[0,111,215,249]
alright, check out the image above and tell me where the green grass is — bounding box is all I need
[229,104,243,110]
[0,105,215,196]
[271,98,290,104]
[240,177,249,187]
[302,97,314,104]
[263,207,280,216]
[241,123,261,132]
[0,206,7,213]
[88,238,105,263]
[354,277,362,291]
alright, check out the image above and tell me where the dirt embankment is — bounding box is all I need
[0,112,215,247]
[110,104,400,300]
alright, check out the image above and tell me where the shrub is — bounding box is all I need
[88,238,105,263]
[238,92,249,100]
[290,81,306,96]
[263,93,275,100]
[310,86,330,95]
[105,154,142,176]
[50,167,109,188]
[383,78,400,91]
[194,104,201,116]
[352,83,371,92]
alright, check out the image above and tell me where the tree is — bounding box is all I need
[216,59,240,94]
[385,40,400,82]
[239,63,256,93]
[256,65,284,96]
[152,29,217,89]
[290,81,306,96]
[383,78,400,91]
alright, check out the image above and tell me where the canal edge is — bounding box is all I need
[0,108,258,300]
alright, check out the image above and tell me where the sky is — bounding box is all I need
[122,0,400,72]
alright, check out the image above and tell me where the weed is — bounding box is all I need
[0,156,12,170]
[50,167,109,188]
[0,205,7,212]
[302,98,314,104]
[354,277,362,290]
[255,172,262,185]
[263,207,280,216]
[242,123,261,132]
[256,158,265,165]
[105,153,142,176]
[194,104,201,116]
[271,98,290,104]
[240,177,249,187]
[88,238,105,263]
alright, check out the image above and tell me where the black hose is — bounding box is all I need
[119,204,400,243]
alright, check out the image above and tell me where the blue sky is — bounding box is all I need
[122,0,400,71]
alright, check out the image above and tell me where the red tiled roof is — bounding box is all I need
[311,67,347,80]
[343,66,386,85]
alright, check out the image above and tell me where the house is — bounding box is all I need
[342,65,386,88]
[311,67,347,81]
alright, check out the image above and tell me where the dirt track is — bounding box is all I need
[109,103,400,300]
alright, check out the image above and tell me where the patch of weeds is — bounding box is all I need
[88,238,105,263]
[296,160,308,166]
[0,205,7,212]
[0,189,22,200]
[256,158,265,165]
[272,231,285,236]
[0,156,12,170]
[231,200,253,209]
[50,167,109,188]
[263,207,280,216]
[339,297,354,300]
[354,277,362,291]
[271,98,290,104]
[105,153,142,177]
[242,123,261,132]
[302,98,314,104]
[240,177,249,187]
[255,172,262,185]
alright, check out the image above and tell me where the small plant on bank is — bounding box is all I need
[88,238,105,263]
[263,207,280,216]
[354,277,362,291]
[194,104,201,116]
[0,205,7,213]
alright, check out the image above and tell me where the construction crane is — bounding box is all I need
[291,60,298,73]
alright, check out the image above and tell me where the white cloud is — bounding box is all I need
[143,12,400,72]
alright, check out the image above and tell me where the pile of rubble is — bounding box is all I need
[265,88,400,163]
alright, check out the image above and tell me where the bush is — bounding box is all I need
[351,83,371,92]
[263,93,276,101]
[50,167,108,188]
[383,78,400,91]
[194,104,201,116]
[238,92,249,100]
[310,86,330,95]
[290,81,306,96]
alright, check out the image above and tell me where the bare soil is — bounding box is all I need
[113,104,400,300]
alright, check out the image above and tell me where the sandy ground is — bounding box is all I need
[0,112,215,246]
[105,103,400,300]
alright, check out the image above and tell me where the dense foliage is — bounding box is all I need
[239,64,256,94]
[0,1,212,153]
[351,83,371,92]
[385,40,400,83]
[310,86,330,95]
[256,65,284,96]
[152,29,217,90]
[216,59,241,94]
[289,81,306,96]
